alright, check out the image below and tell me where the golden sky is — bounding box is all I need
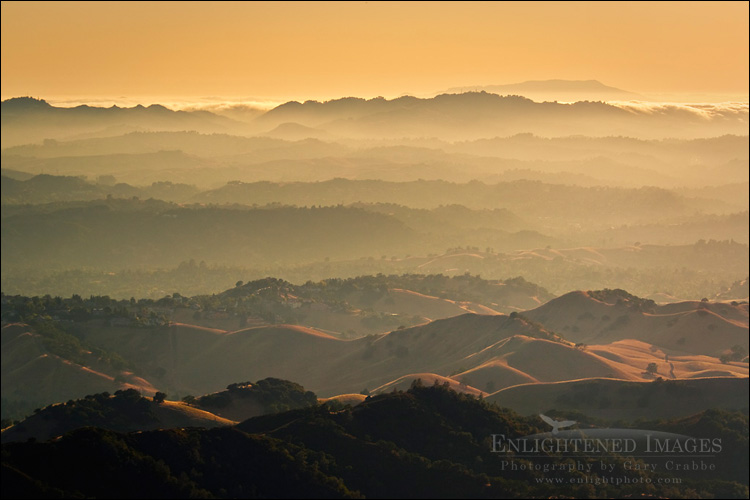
[1,1,748,102]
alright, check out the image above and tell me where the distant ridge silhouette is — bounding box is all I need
[441,79,646,102]
[0,96,53,111]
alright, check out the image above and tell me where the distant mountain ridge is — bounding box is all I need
[440,79,647,102]
[254,90,745,140]
[3,89,747,145]
[1,96,214,118]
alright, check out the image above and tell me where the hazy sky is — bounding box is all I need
[1,1,748,103]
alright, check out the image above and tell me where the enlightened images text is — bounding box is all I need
[490,434,722,454]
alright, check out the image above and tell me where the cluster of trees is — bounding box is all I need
[7,253,743,304]
[1,292,171,328]
[179,273,554,333]
[4,389,157,439]
[587,288,657,313]
[720,345,749,364]
[224,273,553,312]
[193,378,318,414]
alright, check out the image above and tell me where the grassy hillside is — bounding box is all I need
[524,289,749,355]
[1,322,156,420]
[3,288,746,421]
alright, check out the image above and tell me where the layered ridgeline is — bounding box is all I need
[3,95,747,305]
[2,384,748,499]
[2,96,747,199]
[1,273,551,332]
[4,175,748,217]
[3,92,747,148]
[3,240,747,302]
[253,92,747,140]
[2,188,747,300]
[0,97,247,148]
[2,284,746,421]
[4,179,747,258]
[3,132,747,189]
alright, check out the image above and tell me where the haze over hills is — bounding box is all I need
[3,93,748,150]
[0,97,248,148]
[2,178,746,302]
[253,92,748,140]
[3,128,747,194]
[1,89,748,500]
[3,175,747,234]
[3,0,749,495]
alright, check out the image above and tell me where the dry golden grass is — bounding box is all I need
[318,393,368,406]
[5,295,746,421]
[152,399,236,427]
[587,339,748,380]
[1,323,155,406]
[525,292,748,356]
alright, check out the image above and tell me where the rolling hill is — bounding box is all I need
[1,323,157,419]
[54,312,563,399]
[2,287,746,423]
[74,299,749,398]
[523,289,749,355]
